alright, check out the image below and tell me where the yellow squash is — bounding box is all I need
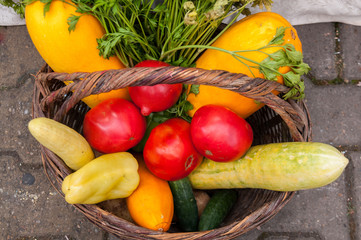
[187,12,303,118]
[62,152,140,204]
[126,156,174,232]
[189,142,348,192]
[28,117,94,170]
[25,0,130,108]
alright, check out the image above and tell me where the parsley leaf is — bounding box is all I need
[256,27,310,99]
[67,15,81,32]
[164,85,194,122]
[268,26,287,45]
[189,84,200,95]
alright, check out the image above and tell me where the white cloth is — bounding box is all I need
[1,0,361,26]
[0,5,25,26]
[245,0,361,26]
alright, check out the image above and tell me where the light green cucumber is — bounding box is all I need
[188,142,348,192]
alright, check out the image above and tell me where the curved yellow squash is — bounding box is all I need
[25,0,130,108]
[28,117,94,170]
[188,12,303,118]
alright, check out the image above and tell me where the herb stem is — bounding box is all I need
[162,44,283,76]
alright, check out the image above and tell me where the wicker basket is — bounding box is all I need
[32,64,312,239]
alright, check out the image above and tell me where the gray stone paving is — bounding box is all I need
[340,24,361,81]
[352,152,361,240]
[0,22,360,240]
[296,23,339,82]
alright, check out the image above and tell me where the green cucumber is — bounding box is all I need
[169,177,198,232]
[198,189,238,231]
[188,142,349,192]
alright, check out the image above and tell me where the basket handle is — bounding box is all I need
[35,66,309,142]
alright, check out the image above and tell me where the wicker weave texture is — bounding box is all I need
[32,65,312,239]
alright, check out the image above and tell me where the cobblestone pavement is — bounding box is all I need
[0,22,360,240]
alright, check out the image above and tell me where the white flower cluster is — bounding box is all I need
[183,0,243,25]
[184,1,198,25]
[205,0,241,20]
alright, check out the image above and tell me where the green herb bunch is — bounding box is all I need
[64,0,308,100]
[67,0,256,68]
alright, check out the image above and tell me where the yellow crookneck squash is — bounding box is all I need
[25,0,130,108]
[187,12,303,119]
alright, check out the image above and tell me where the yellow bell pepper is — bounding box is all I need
[62,152,140,204]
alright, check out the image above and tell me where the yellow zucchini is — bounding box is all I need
[188,142,348,192]
[28,117,94,170]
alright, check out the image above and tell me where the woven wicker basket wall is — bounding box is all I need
[32,64,312,239]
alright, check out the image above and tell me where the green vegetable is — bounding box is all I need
[169,177,199,232]
[66,0,256,67]
[189,142,349,192]
[198,189,238,231]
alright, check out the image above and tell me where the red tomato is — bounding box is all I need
[129,60,183,116]
[190,105,253,162]
[83,98,146,153]
[143,118,203,181]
